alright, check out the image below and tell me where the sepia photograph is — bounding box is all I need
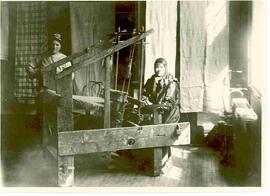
[0,0,267,192]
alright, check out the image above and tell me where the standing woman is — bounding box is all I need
[142,57,180,123]
[26,33,72,144]
[26,33,72,92]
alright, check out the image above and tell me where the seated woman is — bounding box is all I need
[117,58,180,173]
[141,57,180,124]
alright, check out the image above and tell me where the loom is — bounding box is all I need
[42,28,191,186]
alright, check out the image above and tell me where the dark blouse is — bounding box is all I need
[142,73,180,123]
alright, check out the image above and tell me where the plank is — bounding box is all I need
[56,29,154,79]
[153,147,163,176]
[46,145,57,160]
[138,27,145,101]
[152,108,164,176]
[56,72,74,187]
[126,120,140,127]
[58,122,190,156]
[114,27,121,88]
[44,48,88,72]
[127,96,144,106]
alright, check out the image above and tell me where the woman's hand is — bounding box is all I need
[144,99,152,105]
[141,96,152,106]
[26,63,36,78]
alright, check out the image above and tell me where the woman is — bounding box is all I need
[142,57,180,123]
[26,33,73,145]
[117,58,181,172]
[26,33,72,91]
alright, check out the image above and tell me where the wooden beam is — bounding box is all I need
[152,108,164,176]
[56,29,154,79]
[58,122,190,156]
[104,56,112,128]
[139,27,146,101]
[153,148,163,176]
[56,71,74,187]
[126,120,140,127]
[114,27,121,89]
[46,145,57,160]
[127,96,144,106]
[44,48,88,72]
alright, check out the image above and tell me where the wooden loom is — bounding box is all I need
[42,29,191,186]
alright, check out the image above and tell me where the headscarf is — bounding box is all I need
[154,58,168,76]
[153,58,174,89]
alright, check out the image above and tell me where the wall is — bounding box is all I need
[47,2,72,56]
[229,1,252,87]
[229,2,261,184]
[249,0,267,94]
[1,2,17,113]
[248,87,261,185]
[231,87,262,186]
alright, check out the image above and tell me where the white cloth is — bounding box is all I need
[204,1,230,113]
[145,0,177,81]
[179,1,207,113]
[70,2,115,95]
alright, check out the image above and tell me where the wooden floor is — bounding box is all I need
[1,112,261,187]
[2,145,260,187]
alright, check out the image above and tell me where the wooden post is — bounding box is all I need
[138,26,145,101]
[152,109,163,176]
[180,112,198,144]
[104,55,113,128]
[57,73,74,187]
[114,27,121,89]
[42,102,49,151]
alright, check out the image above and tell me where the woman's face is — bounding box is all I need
[154,62,166,77]
[52,40,61,54]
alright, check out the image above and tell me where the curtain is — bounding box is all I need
[177,1,229,113]
[70,2,115,95]
[145,0,177,81]
[204,1,229,113]
[179,1,207,113]
[14,2,48,104]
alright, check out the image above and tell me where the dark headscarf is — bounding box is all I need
[154,57,168,76]
[153,58,174,89]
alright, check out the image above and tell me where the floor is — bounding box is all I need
[1,112,261,187]
[2,144,260,187]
